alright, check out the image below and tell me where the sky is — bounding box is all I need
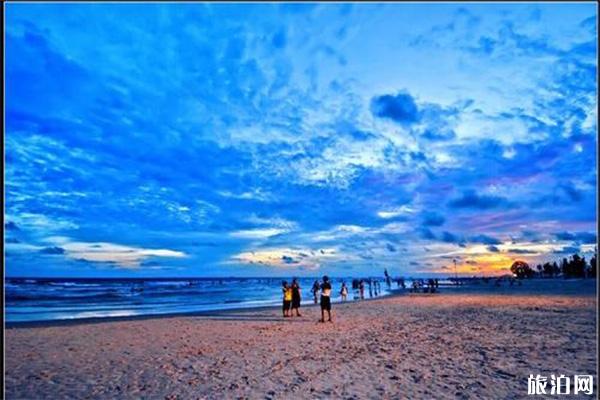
[4,2,598,278]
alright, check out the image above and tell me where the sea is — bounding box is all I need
[5,277,402,323]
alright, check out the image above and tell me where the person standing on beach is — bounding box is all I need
[359,279,365,300]
[340,281,348,301]
[428,278,435,293]
[319,276,333,323]
[411,280,419,293]
[282,281,292,317]
[311,280,320,304]
[384,268,392,289]
[291,278,302,317]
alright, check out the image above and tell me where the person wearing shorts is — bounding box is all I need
[282,281,292,317]
[290,278,302,317]
[319,275,332,323]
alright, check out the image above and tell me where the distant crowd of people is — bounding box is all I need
[348,278,383,300]
[478,276,521,287]
[409,278,439,293]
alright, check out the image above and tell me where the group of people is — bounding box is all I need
[282,276,333,322]
[410,278,439,293]
[281,278,302,317]
[282,276,391,322]
[350,278,383,300]
[282,273,446,322]
[312,279,348,303]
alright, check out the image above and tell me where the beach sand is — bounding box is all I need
[5,280,597,399]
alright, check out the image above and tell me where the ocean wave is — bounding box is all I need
[6,291,125,302]
[5,277,388,323]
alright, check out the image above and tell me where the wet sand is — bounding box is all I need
[5,280,597,399]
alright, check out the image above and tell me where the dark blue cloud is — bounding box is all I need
[39,246,66,255]
[281,255,298,264]
[553,246,581,254]
[474,36,496,54]
[554,231,596,244]
[520,230,543,243]
[418,228,436,240]
[580,15,596,33]
[410,152,427,162]
[422,212,445,227]
[441,231,465,245]
[370,92,419,124]
[559,182,583,202]
[448,190,509,210]
[469,234,501,245]
[487,245,500,253]
[508,248,537,254]
[347,129,378,141]
[5,221,20,231]
[421,129,456,141]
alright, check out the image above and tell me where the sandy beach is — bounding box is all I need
[5,280,597,399]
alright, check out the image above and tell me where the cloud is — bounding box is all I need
[39,246,65,255]
[559,183,583,202]
[50,239,187,268]
[370,91,419,124]
[448,190,509,210]
[553,246,581,254]
[419,228,436,240]
[507,248,538,254]
[230,228,290,239]
[4,3,596,277]
[422,212,445,227]
[554,231,596,244]
[469,234,502,245]
[441,231,465,245]
[580,15,596,33]
[377,205,415,219]
[421,129,456,141]
[230,247,340,269]
[5,221,19,231]
[281,255,298,264]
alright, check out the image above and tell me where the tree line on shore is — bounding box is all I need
[510,249,597,279]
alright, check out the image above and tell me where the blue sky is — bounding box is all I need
[5,3,597,277]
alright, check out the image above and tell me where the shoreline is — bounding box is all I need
[6,278,596,329]
[5,288,405,329]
